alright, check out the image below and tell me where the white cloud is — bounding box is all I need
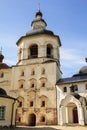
[60,48,86,68]
[4,59,17,66]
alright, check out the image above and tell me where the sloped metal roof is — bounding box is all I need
[57,73,87,85]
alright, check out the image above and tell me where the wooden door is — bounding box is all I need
[73,107,78,123]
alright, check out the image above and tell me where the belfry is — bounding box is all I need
[0,7,87,127]
[13,8,61,126]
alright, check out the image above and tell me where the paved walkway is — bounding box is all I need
[17,125,87,130]
[2,125,87,130]
[49,125,87,130]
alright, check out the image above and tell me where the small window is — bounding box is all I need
[63,87,67,92]
[70,85,78,92]
[31,83,34,88]
[70,85,74,92]
[21,71,24,76]
[30,101,33,107]
[74,85,78,91]
[42,83,45,87]
[18,101,22,107]
[18,117,21,122]
[0,106,6,120]
[1,73,4,78]
[41,101,45,107]
[20,84,23,88]
[42,68,45,74]
[41,116,45,122]
[31,69,35,75]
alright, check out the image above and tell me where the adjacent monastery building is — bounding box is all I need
[0,8,87,127]
[57,65,87,125]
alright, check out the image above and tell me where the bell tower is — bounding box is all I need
[16,8,61,67]
[13,8,62,126]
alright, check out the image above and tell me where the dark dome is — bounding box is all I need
[0,53,4,62]
[0,63,10,69]
[79,66,87,74]
[36,10,42,17]
[26,29,54,36]
[0,88,7,96]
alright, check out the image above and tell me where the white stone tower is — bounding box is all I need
[12,8,62,126]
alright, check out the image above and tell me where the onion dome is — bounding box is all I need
[35,9,42,18]
[26,8,55,36]
[0,51,9,69]
[31,9,47,30]
[0,52,4,63]
[78,57,87,74]
[79,66,87,74]
[26,6,47,36]
[0,88,7,96]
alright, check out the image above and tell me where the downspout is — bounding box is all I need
[11,99,16,127]
[56,84,58,125]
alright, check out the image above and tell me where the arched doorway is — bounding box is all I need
[59,94,84,125]
[67,103,78,124]
[73,107,78,123]
[28,114,36,126]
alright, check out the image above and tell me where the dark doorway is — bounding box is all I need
[73,107,78,123]
[29,114,36,126]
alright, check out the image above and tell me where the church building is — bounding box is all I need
[0,7,87,127]
[0,8,61,126]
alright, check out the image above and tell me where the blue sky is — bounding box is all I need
[0,0,87,77]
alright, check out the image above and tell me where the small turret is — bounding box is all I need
[0,48,9,69]
[0,48,4,63]
[31,6,47,30]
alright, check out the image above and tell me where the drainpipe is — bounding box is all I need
[56,84,58,125]
[11,99,16,127]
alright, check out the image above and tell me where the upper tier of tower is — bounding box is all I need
[16,8,61,66]
[26,8,54,36]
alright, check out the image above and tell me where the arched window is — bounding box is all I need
[20,84,23,89]
[42,82,45,87]
[31,69,35,75]
[30,101,34,107]
[47,44,53,58]
[17,97,24,107]
[42,68,45,74]
[41,116,45,122]
[19,101,22,107]
[63,87,67,92]
[18,80,25,89]
[74,85,78,91]
[29,78,37,89]
[70,84,78,92]
[29,45,38,58]
[18,117,21,122]
[31,83,35,88]
[41,101,45,107]
[1,72,4,78]
[21,71,24,76]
